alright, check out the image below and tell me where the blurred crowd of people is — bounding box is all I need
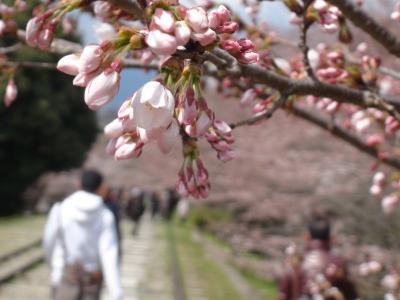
[43,169,189,300]
[42,169,362,300]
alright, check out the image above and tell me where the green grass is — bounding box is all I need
[173,223,243,300]
[176,205,278,300]
[0,214,44,226]
[237,267,277,300]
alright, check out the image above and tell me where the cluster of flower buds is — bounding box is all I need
[177,87,214,138]
[220,38,259,64]
[0,1,26,36]
[311,0,341,33]
[104,80,179,159]
[144,4,239,57]
[177,140,210,199]
[3,78,17,107]
[57,43,122,109]
[205,120,235,162]
[26,0,84,50]
[358,260,382,276]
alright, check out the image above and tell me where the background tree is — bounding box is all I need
[0,1,97,215]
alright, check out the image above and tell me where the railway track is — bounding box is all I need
[0,238,44,285]
[0,218,187,300]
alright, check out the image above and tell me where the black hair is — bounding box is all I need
[308,215,331,241]
[81,169,103,193]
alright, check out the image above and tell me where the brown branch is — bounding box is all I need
[326,0,400,58]
[291,104,400,169]
[4,61,56,69]
[209,48,400,119]
[17,30,83,54]
[0,43,22,54]
[230,93,288,129]
[299,1,317,80]
[3,58,157,71]
[212,76,400,170]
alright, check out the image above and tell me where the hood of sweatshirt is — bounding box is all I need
[62,190,104,223]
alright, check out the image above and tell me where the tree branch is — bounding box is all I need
[291,104,400,169]
[326,0,400,58]
[230,93,288,129]
[211,75,400,170]
[209,48,400,119]
[299,1,317,80]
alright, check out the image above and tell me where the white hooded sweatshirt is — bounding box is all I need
[43,190,123,300]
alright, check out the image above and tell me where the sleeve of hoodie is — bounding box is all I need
[99,209,123,300]
[43,203,60,264]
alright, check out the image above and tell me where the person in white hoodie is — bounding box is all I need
[43,169,123,300]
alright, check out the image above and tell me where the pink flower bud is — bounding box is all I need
[213,140,231,152]
[175,21,191,46]
[79,45,104,74]
[73,71,100,87]
[62,17,75,35]
[217,149,235,162]
[146,29,178,56]
[370,185,382,196]
[84,68,120,110]
[157,120,179,154]
[4,79,17,107]
[366,134,384,147]
[391,11,400,22]
[176,175,189,197]
[373,172,386,186]
[221,22,238,34]
[15,0,27,12]
[115,141,142,160]
[199,185,210,198]
[153,8,175,33]
[196,111,213,136]
[37,26,54,50]
[57,54,80,76]
[238,39,255,52]
[220,40,241,54]
[239,51,259,64]
[382,194,399,214]
[93,1,113,19]
[186,7,209,33]
[118,99,133,120]
[25,17,43,47]
[240,89,257,108]
[195,159,209,186]
[191,28,216,46]
[104,118,136,138]
[105,138,117,155]
[214,120,232,135]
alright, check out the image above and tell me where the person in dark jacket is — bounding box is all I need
[278,215,358,300]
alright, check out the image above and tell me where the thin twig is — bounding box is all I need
[230,93,288,129]
[326,0,400,58]
[299,0,318,80]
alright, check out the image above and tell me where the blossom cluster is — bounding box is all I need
[30,0,260,199]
